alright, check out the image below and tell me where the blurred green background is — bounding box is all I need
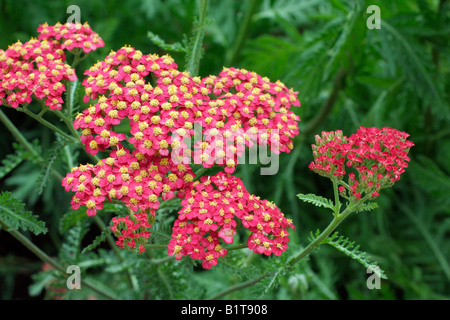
[0,0,449,300]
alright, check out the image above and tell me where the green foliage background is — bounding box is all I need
[0,0,449,300]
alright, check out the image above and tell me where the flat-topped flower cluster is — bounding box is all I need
[64,45,301,220]
[309,126,414,201]
[0,22,103,110]
[110,211,154,254]
[74,45,300,173]
[168,172,294,268]
[57,31,301,267]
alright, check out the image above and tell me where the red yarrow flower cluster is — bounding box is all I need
[62,148,195,216]
[168,172,294,269]
[202,67,301,156]
[110,211,154,254]
[74,46,301,174]
[0,22,103,110]
[309,126,414,200]
[64,44,299,268]
[0,38,76,110]
[38,22,104,53]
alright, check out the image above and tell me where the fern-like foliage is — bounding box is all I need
[82,225,112,254]
[378,19,447,115]
[183,0,212,76]
[255,262,286,297]
[254,0,322,24]
[59,219,90,264]
[0,192,47,235]
[64,79,80,117]
[36,135,71,195]
[0,146,25,180]
[297,193,334,210]
[59,208,88,234]
[321,232,387,279]
[354,202,379,213]
[147,31,187,53]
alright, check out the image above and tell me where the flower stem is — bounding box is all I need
[0,109,63,181]
[18,107,79,144]
[71,48,82,69]
[225,0,259,66]
[92,214,139,292]
[0,218,119,300]
[332,180,341,216]
[209,273,269,300]
[0,109,39,157]
[287,215,344,267]
[54,109,79,140]
[209,195,370,299]
[287,197,365,267]
[185,0,209,76]
[226,243,248,251]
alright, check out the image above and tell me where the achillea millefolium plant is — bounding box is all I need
[0,8,415,301]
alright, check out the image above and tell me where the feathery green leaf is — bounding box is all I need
[147,31,187,53]
[323,232,387,279]
[297,193,334,210]
[0,192,47,235]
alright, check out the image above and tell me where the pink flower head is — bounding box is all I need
[110,212,154,253]
[37,22,104,53]
[0,38,76,110]
[167,172,294,268]
[63,45,300,267]
[309,126,414,201]
[1,22,103,110]
[75,47,301,176]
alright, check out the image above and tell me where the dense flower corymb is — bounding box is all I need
[62,43,300,268]
[74,46,301,174]
[0,38,76,110]
[168,172,294,268]
[110,211,154,254]
[309,126,414,200]
[61,149,195,217]
[37,22,104,53]
[0,22,103,110]
[65,45,301,215]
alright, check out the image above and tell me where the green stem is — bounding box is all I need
[185,0,209,76]
[18,107,79,144]
[194,165,209,179]
[225,0,258,66]
[71,48,82,69]
[288,215,345,267]
[54,110,79,140]
[64,145,74,170]
[209,273,269,300]
[226,243,248,251]
[92,215,138,291]
[332,180,341,216]
[0,109,38,157]
[288,196,369,267]
[0,218,118,300]
[0,109,63,181]
[209,195,370,299]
